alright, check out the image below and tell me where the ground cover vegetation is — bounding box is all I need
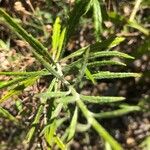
[0,0,149,149]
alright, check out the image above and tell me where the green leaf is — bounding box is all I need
[80,95,125,104]
[89,37,125,51]
[93,0,103,41]
[56,27,66,61]
[0,8,55,64]
[27,78,57,143]
[0,77,38,104]
[54,135,67,150]
[52,17,61,51]
[85,68,96,84]
[63,59,82,73]
[51,17,61,59]
[91,71,141,80]
[128,21,149,36]
[89,51,134,60]
[44,121,56,146]
[37,91,70,99]
[140,136,150,150]
[15,99,23,112]
[66,0,93,41]
[0,77,26,89]
[76,123,91,132]
[43,103,63,146]
[67,106,78,142]
[61,37,126,62]
[63,51,132,73]
[26,104,44,142]
[61,46,88,62]
[0,70,50,77]
[88,60,126,68]
[0,39,9,50]
[74,48,90,86]
[105,142,112,150]
[56,96,76,104]
[91,105,141,119]
[0,107,18,123]
[107,37,125,49]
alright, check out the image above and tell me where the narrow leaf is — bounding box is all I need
[61,46,87,62]
[37,91,70,99]
[52,17,61,58]
[74,48,90,86]
[91,105,141,119]
[54,135,67,150]
[107,37,125,49]
[0,77,38,104]
[92,71,141,80]
[0,70,50,77]
[52,17,61,51]
[88,60,126,68]
[67,106,78,142]
[93,0,103,41]
[56,27,66,61]
[61,37,126,62]
[0,107,18,123]
[85,68,96,84]
[26,104,44,142]
[0,77,26,89]
[89,51,134,60]
[0,8,55,64]
[66,0,93,41]
[80,95,125,104]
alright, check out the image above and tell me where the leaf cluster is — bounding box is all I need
[0,0,147,149]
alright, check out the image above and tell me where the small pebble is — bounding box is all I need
[126,137,135,145]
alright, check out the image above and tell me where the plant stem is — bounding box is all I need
[129,0,142,21]
[76,99,123,150]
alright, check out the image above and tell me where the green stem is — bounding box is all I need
[76,99,123,150]
[129,0,142,21]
